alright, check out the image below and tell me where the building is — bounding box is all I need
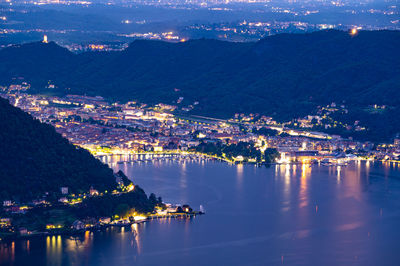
[72,220,85,230]
[61,187,69,195]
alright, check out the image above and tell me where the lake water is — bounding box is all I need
[2,159,400,265]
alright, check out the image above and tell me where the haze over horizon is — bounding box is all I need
[0,0,398,47]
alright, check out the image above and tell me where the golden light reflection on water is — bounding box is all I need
[356,160,361,179]
[299,164,310,209]
[26,240,30,253]
[131,223,141,254]
[301,164,310,179]
[84,230,90,244]
[179,161,189,203]
[180,161,187,189]
[279,164,292,212]
[236,164,243,178]
[337,163,364,201]
[236,164,243,190]
[365,160,370,175]
[0,242,15,263]
[46,235,62,265]
[383,160,390,179]
[285,164,291,183]
[65,230,93,255]
[57,235,62,253]
[11,241,14,262]
[120,226,126,244]
[330,162,370,232]
[337,166,341,183]
[278,164,290,182]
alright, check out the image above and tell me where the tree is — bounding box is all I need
[264,148,280,164]
[149,193,157,206]
[157,197,163,204]
[114,204,130,217]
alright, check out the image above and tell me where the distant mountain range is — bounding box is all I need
[0,30,399,140]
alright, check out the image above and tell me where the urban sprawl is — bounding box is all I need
[2,83,400,165]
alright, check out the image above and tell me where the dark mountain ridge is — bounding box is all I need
[0,30,399,140]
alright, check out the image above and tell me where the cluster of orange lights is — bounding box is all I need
[89,44,105,50]
[350,28,358,36]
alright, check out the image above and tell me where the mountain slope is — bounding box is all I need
[0,97,117,202]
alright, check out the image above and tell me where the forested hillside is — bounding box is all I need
[0,97,116,201]
[0,30,399,140]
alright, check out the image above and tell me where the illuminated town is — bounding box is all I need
[2,83,399,165]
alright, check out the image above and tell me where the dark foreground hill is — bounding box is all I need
[0,30,399,140]
[0,97,120,202]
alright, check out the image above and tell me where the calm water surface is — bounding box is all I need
[2,159,400,266]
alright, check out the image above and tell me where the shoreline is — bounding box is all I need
[95,151,391,166]
[0,212,205,243]
[105,153,388,168]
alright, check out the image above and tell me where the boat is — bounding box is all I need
[199,205,205,214]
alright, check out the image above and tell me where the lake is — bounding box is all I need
[2,158,400,265]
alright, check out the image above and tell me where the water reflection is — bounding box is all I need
[131,223,141,254]
[0,242,14,263]
[337,165,341,183]
[236,164,243,191]
[285,164,291,183]
[365,160,370,175]
[3,161,400,266]
[180,161,187,189]
[46,235,62,265]
[299,164,310,209]
[280,164,292,212]
[65,231,92,253]
[25,240,30,254]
